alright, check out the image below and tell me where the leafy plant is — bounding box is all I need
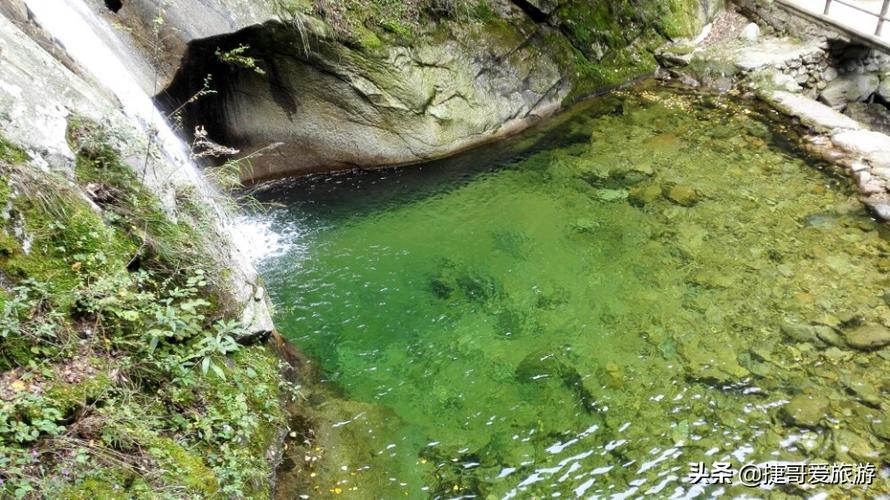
[189,320,242,380]
[215,44,266,75]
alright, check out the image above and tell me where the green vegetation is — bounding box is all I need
[216,44,266,75]
[274,0,491,47]
[272,0,708,101]
[538,0,708,100]
[0,125,291,498]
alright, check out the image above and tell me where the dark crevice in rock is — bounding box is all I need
[527,76,566,116]
[104,0,122,13]
[157,21,297,159]
[509,0,549,23]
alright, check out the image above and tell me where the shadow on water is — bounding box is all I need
[247,90,628,216]
[249,81,846,226]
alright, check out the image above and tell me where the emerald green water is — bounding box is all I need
[256,85,889,498]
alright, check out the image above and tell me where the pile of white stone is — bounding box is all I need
[657,14,890,221]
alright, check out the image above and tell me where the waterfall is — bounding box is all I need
[24,0,204,190]
[23,0,280,264]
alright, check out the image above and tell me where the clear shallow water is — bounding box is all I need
[255,85,890,498]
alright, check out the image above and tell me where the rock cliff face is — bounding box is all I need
[107,0,723,180]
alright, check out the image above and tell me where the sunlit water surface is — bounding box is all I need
[254,85,890,498]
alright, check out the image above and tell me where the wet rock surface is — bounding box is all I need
[845,324,890,350]
[780,395,830,428]
[665,184,700,206]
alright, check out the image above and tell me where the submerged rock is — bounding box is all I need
[515,350,596,411]
[872,419,890,441]
[628,184,662,207]
[429,259,503,305]
[815,326,845,347]
[679,339,750,385]
[780,321,844,348]
[595,188,629,202]
[844,324,890,350]
[842,378,881,407]
[581,162,652,190]
[833,429,881,462]
[570,218,599,234]
[780,394,830,428]
[665,185,700,207]
[781,321,818,343]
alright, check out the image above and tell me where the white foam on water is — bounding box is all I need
[231,216,286,262]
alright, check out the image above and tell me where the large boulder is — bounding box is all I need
[163,16,570,180]
[130,0,723,181]
[819,73,880,110]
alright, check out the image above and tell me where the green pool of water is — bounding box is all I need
[255,84,889,498]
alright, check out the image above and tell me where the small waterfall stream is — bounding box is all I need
[23,0,279,264]
[24,0,200,189]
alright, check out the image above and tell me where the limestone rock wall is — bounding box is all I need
[162,13,572,180]
[104,0,724,181]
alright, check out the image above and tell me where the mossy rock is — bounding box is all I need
[57,477,131,500]
[780,394,830,428]
[147,437,222,495]
[665,184,700,206]
[43,367,113,415]
[0,136,27,165]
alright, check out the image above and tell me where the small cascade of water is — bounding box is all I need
[24,0,201,190]
[23,0,281,263]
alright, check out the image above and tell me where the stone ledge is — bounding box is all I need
[766,90,862,132]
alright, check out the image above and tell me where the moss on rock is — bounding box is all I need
[147,437,222,495]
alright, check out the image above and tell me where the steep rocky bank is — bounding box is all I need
[0,0,287,496]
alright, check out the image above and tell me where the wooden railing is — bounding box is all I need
[823,0,890,35]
